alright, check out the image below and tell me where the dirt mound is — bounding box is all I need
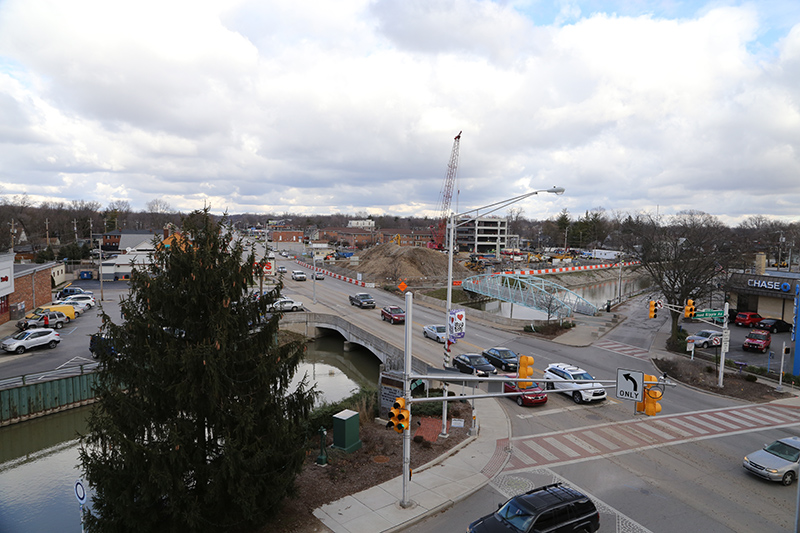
[355,243,470,282]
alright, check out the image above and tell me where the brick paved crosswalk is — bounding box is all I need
[502,403,800,472]
[594,339,651,359]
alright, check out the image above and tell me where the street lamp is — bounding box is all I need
[440,186,564,437]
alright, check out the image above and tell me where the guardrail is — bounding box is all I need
[0,365,100,426]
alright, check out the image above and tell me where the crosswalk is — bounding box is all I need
[594,339,651,359]
[502,403,800,472]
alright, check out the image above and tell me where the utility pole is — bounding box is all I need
[46,218,50,247]
[73,219,78,243]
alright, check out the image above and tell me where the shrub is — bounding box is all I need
[744,374,757,382]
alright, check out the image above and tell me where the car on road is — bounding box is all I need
[422,324,446,343]
[452,353,497,377]
[467,482,600,533]
[543,363,607,404]
[686,330,723,349]
[16,311,69,330]
[503,378,547,407]
[381,306,405,324]
[742,329,771,353]
[349,293,376,309]
[743,436,800,485]
[277,265,287,273]
[482,347,520,372]
[266,297,304,312]
[1,328,61,354]
[735,311,763,327]
[754,318,792,334]
[313,272,324,280]
[291,270,307,281]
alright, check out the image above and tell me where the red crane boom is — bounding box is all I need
[431,131,461,249]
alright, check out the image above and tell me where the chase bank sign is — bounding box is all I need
[747,278,793,292]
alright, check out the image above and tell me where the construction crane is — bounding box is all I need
[430,131,461,249]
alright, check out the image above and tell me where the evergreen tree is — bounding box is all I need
[80,209,316,532]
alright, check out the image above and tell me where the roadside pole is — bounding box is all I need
[718,302,730,388]
[401,291,412,508]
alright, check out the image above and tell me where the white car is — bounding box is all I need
[63,294,96,308]
[291,270,307,281]
[1,328,61,354]
[266,297,304,312]
[422,325,447,343]
[543,363,607,404]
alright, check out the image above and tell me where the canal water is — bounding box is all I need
[0,336,379,532]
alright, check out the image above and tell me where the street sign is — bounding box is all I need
[656,300,664,309]
[694,309,724,319]
[74,479,87,505]
[616,368,644,402]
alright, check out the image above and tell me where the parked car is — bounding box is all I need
[744,436,800,485]
[735,312,763,327]
[467,483,600,533]
[482,347,520,372]
[89,333,117,359]
[422,324,447,343]
[381,306,405,324]
[755,318,792,334]
[56,286,93,300]
[277,266,287,273]
[453,353,497,377]
[349,293,376,309]
[63,294,96,308]
[53,300,91,316]
[503,378,547,407]
[685,330,723,349]
[29,303,77,320]
[1,328,60,354]
[16,311,68,330]
[743,329,771,353]
[543,363,607,404]
[266,297,304,312]
[291,270,307,281]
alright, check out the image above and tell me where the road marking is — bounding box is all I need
[544,436,580,457]
[582,430,620,450]
[594,339,651,359]
[669,417,709,435]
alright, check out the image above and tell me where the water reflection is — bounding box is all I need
[0,337,382,532]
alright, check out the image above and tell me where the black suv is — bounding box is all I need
[468,483,599,533]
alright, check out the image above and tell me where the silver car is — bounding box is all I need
[1,328,61,354]
[422,324,446,343]
[686,329,723,349]
[266,297,304,312]
[744,437,800,485]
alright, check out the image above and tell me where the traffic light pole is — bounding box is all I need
[401,291,412,509]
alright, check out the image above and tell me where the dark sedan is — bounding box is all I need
[453,354,497,377]
[503,379,547,407]
[755,318,792,334]
[482,347,519,372]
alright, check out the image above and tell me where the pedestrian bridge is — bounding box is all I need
[461,273,597,317]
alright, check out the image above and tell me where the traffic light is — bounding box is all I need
[648,300,657,319]
[387,397,411,433]
[636,374,663,416]
[684,299,696,319]
[517,355,535,389]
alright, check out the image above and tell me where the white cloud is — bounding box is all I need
[0,0,799,225]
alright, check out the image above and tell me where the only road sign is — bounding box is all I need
[616,368,643,402]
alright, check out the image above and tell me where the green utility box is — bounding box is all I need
[331,409,362,453]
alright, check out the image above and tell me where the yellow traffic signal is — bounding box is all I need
[387,397,410,433]
[648,300,657,319]
[517,355,535,389]
[684,299,695,319]
[636,374,663,416]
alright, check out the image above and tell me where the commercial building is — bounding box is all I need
[454,216,508,254]
[725,271,800,321]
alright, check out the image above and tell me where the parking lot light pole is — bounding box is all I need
[441,186,565,437]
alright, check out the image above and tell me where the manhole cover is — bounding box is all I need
[372,455,390,463]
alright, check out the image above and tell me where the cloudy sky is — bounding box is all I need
[2,0,800,225]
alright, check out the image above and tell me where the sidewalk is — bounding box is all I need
[312,395,510,533]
